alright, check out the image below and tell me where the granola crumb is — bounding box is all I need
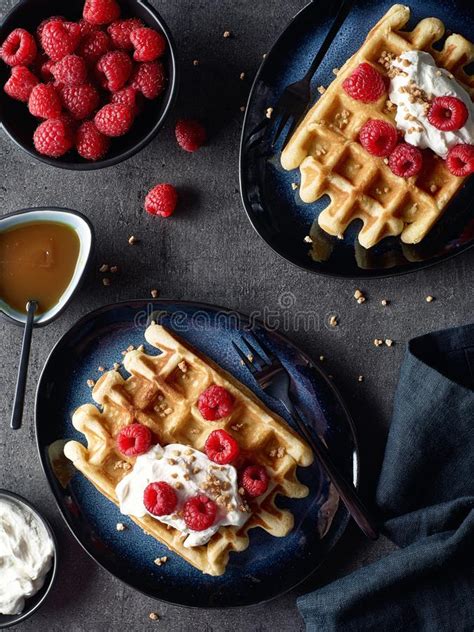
[385,339,394,347]
[98,366,105,372]
[128,235,138,245]
[223,30,231,38]
[265,107,273,119]
[178,360,188,373]
[373,339,383,347]
[102,277,111,286]
[262,53,267,59]
[113,362,120,370]
[329,315,338,327]
[426,295,434,303]
[429,184,438,193]
[110,265,119,274]
[357,375,364,382]
[149,612,159,621]
[193,59,200,66]
[240,105,245,112]
[332,67,339,75]
[383,157,389,165]
[291,182,299,190]
[354,289,363,300]
[319,355,325,362]
[357,296,366,304]
[240,72,245,80]
[154,556,168,567]
[116,522,126,531]
[304,235,313,243]
[150,288,159,298]
[99,263,109,273]
[87,379,95,388]
[381,299,389,306]
[317,85,326,94]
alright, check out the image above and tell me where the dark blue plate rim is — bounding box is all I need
[35,299,360,609]
[239,0,474,279]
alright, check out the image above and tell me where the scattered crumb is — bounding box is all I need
[265,107,273,119]
[149,612,159,621]
[319,355,325,362]
[113,362,120,370]
[193,59,200,66]
[116,522,126,532]
[291,182,299,190]
[99,264,109,273]
[354,289,363,300]
[102,277,111,286]
[317,85,326,94]
[332,67,339,75]
[240,105,245,112]
[426,295,434,303]
[240,72,245,80]
[383,157,389,165]
[86,379,95,388]
[262,53,267,59]
[304,235,313,243]
[110,265,119,274]
[150,288,159,298]
[373,339,383,347]
[154,556,168,567]
[98,366,105,372]
[381,299,388,306]
[329,315,338,327]
[128,235,138,245]
[429,184,438,193]
[385,339,394,347]
[223,30,231,38]
[358,375,364,382]
[127,345,134,352]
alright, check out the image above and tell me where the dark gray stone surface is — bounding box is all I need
[0,1,472,630]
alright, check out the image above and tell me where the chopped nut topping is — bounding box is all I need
[385,339,394,347]
[174,482,183,490]
[116,522,126,531]
[426,295,434,303]
[329,315,338,327]
[357,296,366,304]
[154,556,168,567]
[150,289,159,298]
[128,235,138,245]
[231,423,243,432]
[354,289,363,300]
[99,264,109,273]
[304,235,313,244]
[127,345,134,352]
[178,361,188,373]
[110,265,118,273]
[149,612,159,621]
[429,184,438,193]
[223,30,231,38]
[265,107,273,119]
[87,379,95,388]
[317,85,326,94]
[374,339,383,347]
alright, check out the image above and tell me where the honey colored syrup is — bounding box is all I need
[0,221,80,315]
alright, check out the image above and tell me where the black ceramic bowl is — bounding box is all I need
[0,490,58,629]
[0,0,178,170]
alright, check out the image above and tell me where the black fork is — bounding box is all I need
[270,0,353,149]
[232,334,379,540]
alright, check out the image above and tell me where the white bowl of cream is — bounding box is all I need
[0,490,57,629]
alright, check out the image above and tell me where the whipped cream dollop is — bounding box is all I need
[0,498,54,615]
[389,50,474,158]
[115,444,250,548]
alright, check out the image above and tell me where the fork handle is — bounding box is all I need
[280,397,379,540]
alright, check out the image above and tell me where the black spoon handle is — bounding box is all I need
[11,300,37,430]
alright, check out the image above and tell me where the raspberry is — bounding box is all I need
[41,20,81,62]
[342,62,386,103]
[130,27,166,62]
[143,482,177,516]
[131,60,166,99]
[78,31,112,66]
[28,83,62,119]
[107,18,143,50]
[0,28,37,67]
[445,144,474,177]
[183,495,217,531]
[83,0,121,26]
[61,83,100,120]
[116,422,152,456]
[111,87,142,116]
[33,117,74,157]
[144,183,178,217]
[428,96,469,132]
[94,103,134,136]
[76,120,110,161]
[78,19,99,39]
[4,66,38,102]
[96,50,132,92]
[388,143,423,178]
[205,430,240,465]
[240,465,269,498]
[51,55,87,87]
[197,385,234,421]
[37,16,64,42]
[175,119,206,153]
[359,119,398,157]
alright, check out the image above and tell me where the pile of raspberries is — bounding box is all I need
[0,0,167,161]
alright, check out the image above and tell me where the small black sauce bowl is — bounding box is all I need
[0,0,179,170]
[0,490,58,630]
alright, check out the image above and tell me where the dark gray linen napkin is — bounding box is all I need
[298,323,474,632]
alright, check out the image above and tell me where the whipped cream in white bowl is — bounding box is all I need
[116,444,251,548]
[389,50,474,158]
[0,491,56,627]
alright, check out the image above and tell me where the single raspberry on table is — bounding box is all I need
[36,16,64,42]
[428,96,469,132]
[143,482,177,516]
[175,119,206,153]
[111,86,142,116]
[51,55,88,87]
[61,83,100,120]
[96,50,132,92]
[41,20,81,62]
[0,28,37,66]
[116,422,152,456]
[131,60,166,99]
[388,143,423,178]
[107,18,143,50]
[4,65,38,102]
[130,27,166,62]
[183,494,217,531]
[76,120,110,161]
[83,0,121,26]
[359,119,398,157]
[197,385,234,421]
[240,465,269,498]
[342,62,386,103]
[94,103,134,136]
[78,31,112,66]
[205,429,240,465]
[28,83,62,119]
[33,117,74,157]
[445,144,474,177]
[144,184,178,217]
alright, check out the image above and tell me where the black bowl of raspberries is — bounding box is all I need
[0,0,178,169]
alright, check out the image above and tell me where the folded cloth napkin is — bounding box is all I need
[298,323,474,632]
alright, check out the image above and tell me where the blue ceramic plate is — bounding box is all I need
[35,300,359,608]
[240,0,474,278]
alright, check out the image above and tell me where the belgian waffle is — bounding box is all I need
[64,324,313,576]
[281,4,474,249]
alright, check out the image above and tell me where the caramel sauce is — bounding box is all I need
[0,221,80,315]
